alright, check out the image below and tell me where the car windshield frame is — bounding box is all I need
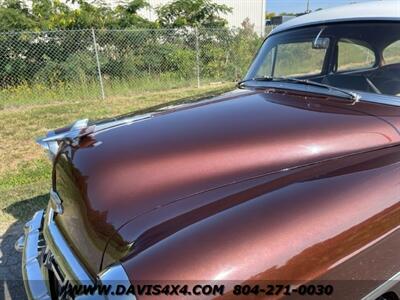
[243,21,400,106]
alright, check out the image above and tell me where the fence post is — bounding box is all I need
[91,28,105,100]
[195,27,201,88]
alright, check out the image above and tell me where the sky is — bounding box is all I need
[266,0,376,14]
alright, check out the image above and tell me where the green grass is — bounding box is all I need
[0,182,50,232]
[0,75,213,108]
[0,159,51,190]
[0,81,234,233]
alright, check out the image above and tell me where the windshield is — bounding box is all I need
[245,22,400,100]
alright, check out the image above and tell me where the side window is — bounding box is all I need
[274,42,327,77]
[255,41,327,78]
[383,41,400,65]
[337,39,375,72]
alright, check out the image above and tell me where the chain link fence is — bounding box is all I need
[0,26,275,104]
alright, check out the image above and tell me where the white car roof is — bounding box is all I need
[272,0,400,35]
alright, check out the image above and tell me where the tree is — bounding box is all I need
[0,0,37,31]
[265,12,275,20]
[156,0,232,28]
[0,0,155,31]
[0,8,37,31]
[113,0,155,29]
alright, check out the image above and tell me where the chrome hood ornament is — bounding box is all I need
[36,119,93,161]
[36,113,153,161]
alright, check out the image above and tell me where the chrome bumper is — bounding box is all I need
[16,210,51,300]
[16,208,96,300]
[17,208,135,300]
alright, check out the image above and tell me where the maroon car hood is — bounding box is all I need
[53,89,400,274]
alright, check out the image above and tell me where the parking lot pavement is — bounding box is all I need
[0,223,27,300]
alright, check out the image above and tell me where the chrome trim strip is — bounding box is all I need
[14,235,24,252]
[313,26,326,47]
[43,208,94,285]
[98,263,132,282]
[93,113,153,135]
[97,264,136,300]
[19,210,52,300]
[49,189,63,214]
[361,271,400,300]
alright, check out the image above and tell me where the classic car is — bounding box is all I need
[16,1,400,299]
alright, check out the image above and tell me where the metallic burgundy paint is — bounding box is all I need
[54,88,400,298]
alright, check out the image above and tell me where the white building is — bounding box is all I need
[140,0,266,35]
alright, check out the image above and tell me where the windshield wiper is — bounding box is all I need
[239,76,361,104]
